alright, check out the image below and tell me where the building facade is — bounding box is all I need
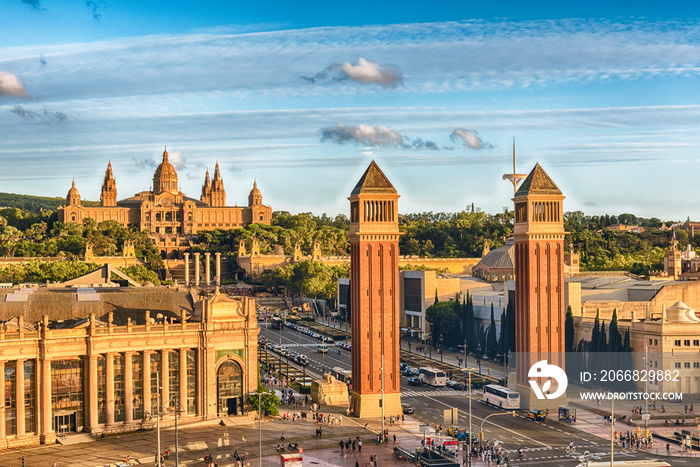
[0,285,258,448]
[57,149,272,258]
[348,161,402,417]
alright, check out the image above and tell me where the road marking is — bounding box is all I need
[420,394,551,448]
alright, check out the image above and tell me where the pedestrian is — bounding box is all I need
[358,439,362,452]
[393,434,397,443]
[355,461,360,467]
[685,404,688,414]
[22,456,26,467]
[691,404,694,413]
[53,461,57,467]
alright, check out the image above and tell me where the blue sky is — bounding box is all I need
[2,1,700,221]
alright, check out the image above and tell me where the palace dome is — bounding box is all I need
[66,179,81,206]
[153,147,179,194]
[248,180,262,206]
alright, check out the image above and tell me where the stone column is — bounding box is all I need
[194,253,200,286]
[0,361,5,440]
[39,357,52,443]
[88,355,99,430]
[179,349,188,417]
[215,252,221,286]
[16,360,25,436]
[105,353,115,425]
[205,252,211,286]
[184,252,190,286]
[143,351,151,419]
[161,350,169,415]
[124,352,133,424]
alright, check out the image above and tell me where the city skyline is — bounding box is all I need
[2,1,700,220]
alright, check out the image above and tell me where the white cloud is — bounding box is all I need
[0,71,28,98]
[450,129,494,149]
[321,123,439,150]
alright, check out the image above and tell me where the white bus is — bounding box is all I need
[483,384,520,409]
[330,367,352,385]
[577,461,671,467]
[418,367,447,387]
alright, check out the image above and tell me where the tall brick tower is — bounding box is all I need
[348,161,402,417]
[513,163,567,408]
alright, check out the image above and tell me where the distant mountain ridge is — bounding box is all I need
[0,192,98,213]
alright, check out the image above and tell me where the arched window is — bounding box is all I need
[217,361,243,416]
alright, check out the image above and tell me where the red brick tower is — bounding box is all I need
[349,161,402,417]
[513,164,567,407]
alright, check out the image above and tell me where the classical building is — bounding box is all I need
[0,279,258,448]
[348,161,402,417]
[57,148,272,258]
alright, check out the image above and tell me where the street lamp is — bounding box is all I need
[465,367,478,467]
[250,391,263,467]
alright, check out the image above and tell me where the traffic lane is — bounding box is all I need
[400,388,590,450]
[265,327,351,374]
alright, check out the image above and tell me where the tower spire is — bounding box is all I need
[502,137,526,194]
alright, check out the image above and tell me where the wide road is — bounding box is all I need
[262,324,674,466]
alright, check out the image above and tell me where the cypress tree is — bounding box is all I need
[608,309,622,353]
[565,305,575,353]
[623,328,632,352]
[435,288,439,304]
[466,292,475,352]
[507,299,515,353]
[597,320,607,353]
[487,305,498,359]
[499,310,507,356]
[590,310,600,352]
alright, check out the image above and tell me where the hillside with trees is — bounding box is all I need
[0,192,98,213]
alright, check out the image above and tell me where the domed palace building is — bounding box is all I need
[58,148,272,258]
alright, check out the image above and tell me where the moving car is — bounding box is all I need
[408,377,421,386]
[401,403,414,414]
[528,409,546,421]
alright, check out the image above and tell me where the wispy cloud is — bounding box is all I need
[321,123,439,150]
[10,105,69,121]
[0,72,29,98]
[302,57,403,87]
[450,129,494,149]
[85,0,105,20]
[20,0,43,10]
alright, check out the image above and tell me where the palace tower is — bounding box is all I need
[348,161,402,417]
[513,163,567,407]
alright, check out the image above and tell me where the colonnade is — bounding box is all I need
[183,252,221,286]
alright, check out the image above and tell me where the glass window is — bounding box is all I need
[97,355,106,424]
[168,351,179,410]
[114,354,125,423]
[187,350,196,414]
[675,340,681,346]
[150,353,162,415]
[694,362,699,369]
[24,360,35,433]
[684,362,691,368]
[132,353,143,421]
[675,362,682,369]
[694,340,699,346]
[684,340,691,346]
[51,359,84,431]
[5,363,16,436]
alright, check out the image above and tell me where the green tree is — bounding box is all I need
[487,305,498,359]
[247,388,281,416]
[590,310,600,352]
[565,306,575,353]
[607,309,622,352]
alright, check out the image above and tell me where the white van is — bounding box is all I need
[316,344,329,353]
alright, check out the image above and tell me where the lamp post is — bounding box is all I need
[466,367,478,467]
[251,392,263,467]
